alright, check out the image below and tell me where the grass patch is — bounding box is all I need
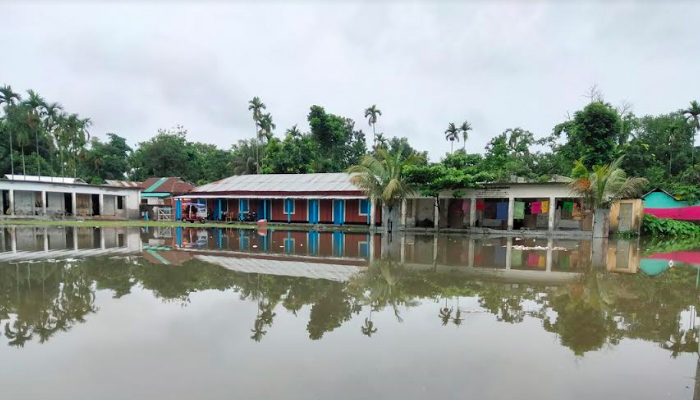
[0,219,371,232]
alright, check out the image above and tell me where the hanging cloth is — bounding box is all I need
[563,201,574,212]
[496,202,509,220]
[514,201,525,220]
[476,200,485,211]
[541,201,549,214]
[531,202,542,214]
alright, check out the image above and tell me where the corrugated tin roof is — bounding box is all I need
[105,180,142,187]
[196,255,361,282]
[193,173,360,193]
[140,177,194,194]
[3,174,87,184]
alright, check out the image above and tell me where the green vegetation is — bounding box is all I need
[569,156,648,209]
[641,214,700,238]
[0,83,693,201]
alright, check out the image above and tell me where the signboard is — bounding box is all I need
[473,186,511,199]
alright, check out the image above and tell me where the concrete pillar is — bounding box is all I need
[468,239,475,268]
[8,189,14,216]
[434,198,440,229]
[505,237,513,269]
[433,234,438,263]
[41,191,47,216]
[11,227,17,253]
[507,197,515,231]
[99,193,104,216]
[548,196,556,232]
[370,198,376,227]
[369,232,375,263]
[73,227,79,251]
[71,192,77,217]
[43,227,49,252]
[546,237,553,272]
[469,196,477,227]
[100,227,106,250]
[401,199,407,228]
[400,234,406,264]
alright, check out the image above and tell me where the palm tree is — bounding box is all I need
[25,90,45,178]
[361,317,377,337]
[364,105,382,146]
[569,155,648,233]
[375,133,387,149]
[445,122,459,153]
[42,101,63,179]
[286,125,302,139]
[683,101,700,168]
[347,144,422,232]
[0,85,21,176]
[459,121,472,151]
[248,97,266,174]
[439,306,453,326]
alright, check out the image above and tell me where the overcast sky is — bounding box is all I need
[1,1,698,161]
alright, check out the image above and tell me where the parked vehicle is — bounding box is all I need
[181,203,207,223]
[240,211,257,222]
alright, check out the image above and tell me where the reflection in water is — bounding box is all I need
[0,226,699,399]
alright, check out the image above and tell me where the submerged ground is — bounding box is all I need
[0,226,698,400]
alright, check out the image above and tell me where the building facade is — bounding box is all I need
[400,182,588,234]
[1,175,141,220]
[177,173,382,225]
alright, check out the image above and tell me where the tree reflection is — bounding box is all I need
[0,253,698,359]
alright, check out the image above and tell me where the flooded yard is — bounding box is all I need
[0,226,698,400]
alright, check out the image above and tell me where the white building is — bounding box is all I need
[0,175,141,220]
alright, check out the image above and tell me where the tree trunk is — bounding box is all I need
[592,208,610,238]
[8,131,14,176]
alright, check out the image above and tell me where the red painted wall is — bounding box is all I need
[344,199,370,224]
[269,199,308,222]
[320,200,334,223]
[344,233,369,257]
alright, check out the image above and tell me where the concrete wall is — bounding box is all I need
[0,180,140,220]
[609,199,644,233]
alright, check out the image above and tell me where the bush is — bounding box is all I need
[642,214,700,237]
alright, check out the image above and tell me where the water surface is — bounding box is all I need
[0,226,698,400]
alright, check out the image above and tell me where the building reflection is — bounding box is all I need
[0,226,697,364]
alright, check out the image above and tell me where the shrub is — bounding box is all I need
[642,214,700,237]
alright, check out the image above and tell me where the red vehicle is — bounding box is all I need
[181,203,207,223]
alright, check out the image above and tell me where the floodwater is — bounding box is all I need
[0,226,699,400]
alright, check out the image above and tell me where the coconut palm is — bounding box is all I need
[361,317,377,337]
[286,124,302,139]
[682,100,700,167]
[439,306,453,326]
[347,144,422,231]
[459,121,472,151]
[569,156,648,210]
[0,85,21,176]
[24,90,45,177]
[248,97,266,174]
[375,133,387,149]
[42,101,63,178]
[364,104,382,146]
[258,112,275,142]
[445,122,459,153]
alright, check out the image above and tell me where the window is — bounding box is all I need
[359,199,370,216]
[284,199,295,215]
[141,199,148,204]
[117,196,124,210]
[359,242,369,258]
[240,199,249,212]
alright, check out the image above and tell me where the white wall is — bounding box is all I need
[46,192,66,215]
[0,180,141,219]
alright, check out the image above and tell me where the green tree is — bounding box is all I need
[444,122,459,154]
[555,102,622,168]
[682,100,700,167]
[569,156,648,210]
[248,97,266,174]
[308,106,367,172]
[0,85,21,176]
[459,121,472,151]
[348,145,423,231]
[364,104,382,147]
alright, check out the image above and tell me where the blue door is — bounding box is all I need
[257,200,267,221]
[333,200,344,225]
[333,231,344,257]
[309,200,319,224]
[308,231,319,255]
